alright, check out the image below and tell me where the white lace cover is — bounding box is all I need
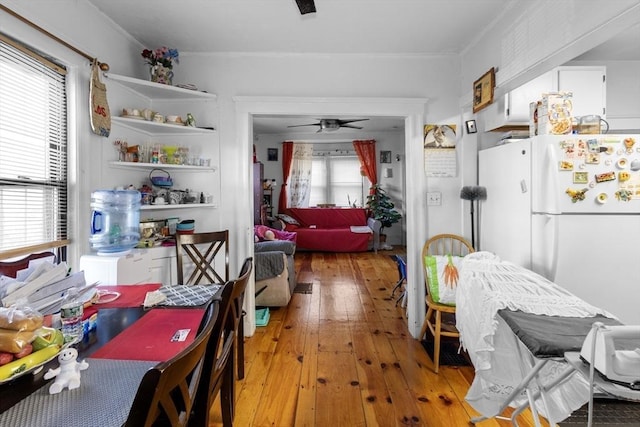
[456,252,613,421]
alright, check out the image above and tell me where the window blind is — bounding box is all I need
[310,154,368,207]
[0,35,68,256]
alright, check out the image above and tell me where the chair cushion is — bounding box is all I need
[424,254,464,306]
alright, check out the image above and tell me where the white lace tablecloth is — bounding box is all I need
[456,252,614,421]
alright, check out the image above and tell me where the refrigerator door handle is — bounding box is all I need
[544,144,562,215]
[548,213,559,282]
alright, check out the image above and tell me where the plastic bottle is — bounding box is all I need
[60,287,84,343]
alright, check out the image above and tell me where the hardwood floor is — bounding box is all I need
[209,249,547,426]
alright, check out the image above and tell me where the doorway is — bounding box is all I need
[235,96,428,338]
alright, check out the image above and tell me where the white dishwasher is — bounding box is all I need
[79,250,152,285]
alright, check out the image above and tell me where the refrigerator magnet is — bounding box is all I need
[595,171,616,183]
[596,193,608,204]
[559,160,574,170]
[586,153,600,164]
[566,187,588,203]
[573,172,588,184]
[618,171,631,182]
[616,158,628,169]
[615,189,633,202]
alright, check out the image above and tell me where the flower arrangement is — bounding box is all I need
[141,47,179,68]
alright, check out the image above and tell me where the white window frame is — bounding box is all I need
[309,151,369,207]
[0,33,69,259]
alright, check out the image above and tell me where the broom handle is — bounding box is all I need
[470,200,476,249]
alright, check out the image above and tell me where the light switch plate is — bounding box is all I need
[427,191,442,206]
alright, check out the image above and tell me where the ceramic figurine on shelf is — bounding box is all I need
[44,348,89,394]
[186,113,196,127]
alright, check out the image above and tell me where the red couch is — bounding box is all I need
[278,208,381,252]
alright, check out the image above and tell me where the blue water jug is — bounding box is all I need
[90,190,141,255]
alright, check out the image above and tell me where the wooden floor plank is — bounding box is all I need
[293,324,319,427]
[316,350,367,427]
[351,322,406,427]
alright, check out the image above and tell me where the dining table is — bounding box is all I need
[0,282,223,427]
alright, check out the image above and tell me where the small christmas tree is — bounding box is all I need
[366,184,402,247]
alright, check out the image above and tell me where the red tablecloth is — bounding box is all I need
[83,284,162,319]
[90,308,204,361]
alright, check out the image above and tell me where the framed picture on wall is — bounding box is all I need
[465,119,477,134]
[267,148,278,161]
[472,67,495,113]
[380,150,392,163]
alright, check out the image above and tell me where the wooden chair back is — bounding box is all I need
[190,278,236,427]
[229,258,253,381]
[175,231,229,285]
[0,252,56,278]
[421,233,475,259]
[124,298,218,427]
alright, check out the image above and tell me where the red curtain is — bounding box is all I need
[278,141,294,212]
[353,139,377,194]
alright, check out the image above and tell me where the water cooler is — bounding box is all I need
[79,250,152,285]
[82,189,151,285]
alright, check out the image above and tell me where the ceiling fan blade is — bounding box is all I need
[340,124,364,129]
[337,118,369,125]
[287,123,320,128]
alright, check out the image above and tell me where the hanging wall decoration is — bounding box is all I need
[472,67,495,113]
[424,124,457,177]
[89,59,111,137]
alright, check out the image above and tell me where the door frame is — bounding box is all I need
[235,96,428,336]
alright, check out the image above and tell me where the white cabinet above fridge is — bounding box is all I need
[482,66,606,132]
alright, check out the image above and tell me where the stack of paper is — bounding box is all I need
[1,260,89,314]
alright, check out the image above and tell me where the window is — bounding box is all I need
[0,34,68,257]
[309,152,369,207]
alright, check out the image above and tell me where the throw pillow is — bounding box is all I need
[277,213,300,225]
[424,254,464,306]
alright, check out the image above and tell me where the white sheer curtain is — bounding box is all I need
[288,143,313,207]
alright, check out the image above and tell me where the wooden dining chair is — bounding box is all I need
[189,276,237,426]
[229,257,253,382]
[419,233,474,373]
[175,230,229,285]
[124,296,218,427]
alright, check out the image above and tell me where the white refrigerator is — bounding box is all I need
[479,135,640,324]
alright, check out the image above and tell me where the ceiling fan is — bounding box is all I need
[287,118,369,133]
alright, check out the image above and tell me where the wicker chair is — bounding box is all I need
[419,234,474,373]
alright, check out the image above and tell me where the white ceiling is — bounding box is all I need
[86,0,639,135]
[87,0,513,56]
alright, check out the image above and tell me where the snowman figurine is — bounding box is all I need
[44,348,89,394]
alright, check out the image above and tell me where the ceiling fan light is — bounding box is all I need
[320,121,340,131]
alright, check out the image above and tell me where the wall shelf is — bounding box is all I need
[104,73,217,101]
[108,161,217,172]
[141,203,218,211]
[111,116,215,135]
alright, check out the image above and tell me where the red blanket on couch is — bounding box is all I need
[281,208,371,252]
